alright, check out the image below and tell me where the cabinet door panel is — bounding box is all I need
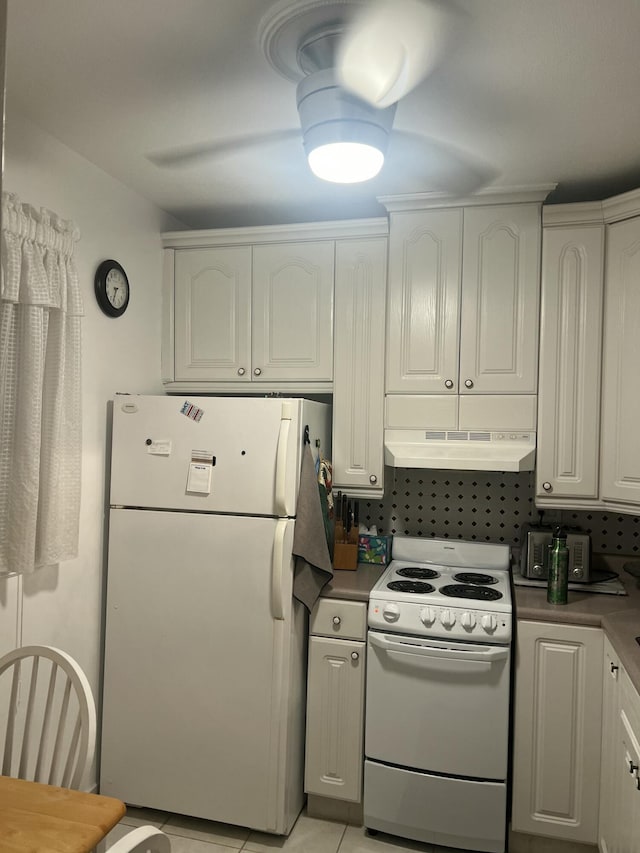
[601,216,640,504]
[460,205,540,393]
[333,238,386,495]
[386,209,462,393]
[305,636,365,803]
[174,247,251,381]
[536,225,604,500]
[512,621,603,844]
[252,242,334,382]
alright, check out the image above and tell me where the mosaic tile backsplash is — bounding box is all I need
[358,469,640,555]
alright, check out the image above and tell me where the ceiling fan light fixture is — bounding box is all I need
[308,141,384,183]
[296,68,396,184]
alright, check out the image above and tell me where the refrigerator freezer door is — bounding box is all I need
[100,508,303,833]
[109,396,303,516]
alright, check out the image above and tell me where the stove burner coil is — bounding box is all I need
[396,566,440,580]
[440,584,503,601]
[453,572,498,585]
[387,580,435,594]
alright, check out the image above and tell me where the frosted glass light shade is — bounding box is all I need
[296,69,396,185]
[308,141,385,183]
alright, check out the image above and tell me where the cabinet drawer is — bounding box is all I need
[310,599,367,641]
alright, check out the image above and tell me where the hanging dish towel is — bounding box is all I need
[293,443,334,611]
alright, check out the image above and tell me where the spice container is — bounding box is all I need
[547,527,569,605]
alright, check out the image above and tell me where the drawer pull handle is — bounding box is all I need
[351,651,359,661]
[611,663,619,674]
[630,759,638,774]
[332,616,341,627]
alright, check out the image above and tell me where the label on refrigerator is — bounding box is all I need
[186,450,216,495]
[146,439,172,455]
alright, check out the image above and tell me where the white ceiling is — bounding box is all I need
[6,0,640,229]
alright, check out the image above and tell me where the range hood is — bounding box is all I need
[384,429,536,472]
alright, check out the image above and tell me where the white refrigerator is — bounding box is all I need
[100,394,331,833]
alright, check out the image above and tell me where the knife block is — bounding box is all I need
[333,543,358,571]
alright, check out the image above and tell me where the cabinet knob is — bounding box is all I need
[237,367,246,376]
[444,379,454,389]
[629,759,638,774]
[369,474,378,485]
[351,651,360,661]
[464,379,474,389]
[542,482,553,492]
[253,367,262,376]
[611,662,619,674]
[332,616,341,627]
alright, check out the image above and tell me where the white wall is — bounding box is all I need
[0,110,184,784]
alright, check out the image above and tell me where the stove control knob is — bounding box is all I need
[382,603,401,623]
[420,607,437,627]
[481,614,498,633]
[440,609,456,628]
[461,611,476,630]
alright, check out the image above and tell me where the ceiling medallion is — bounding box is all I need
[258,0,366,81]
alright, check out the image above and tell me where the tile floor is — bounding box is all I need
[104,806,435,853]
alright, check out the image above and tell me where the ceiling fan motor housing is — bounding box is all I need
[296,68,396,157]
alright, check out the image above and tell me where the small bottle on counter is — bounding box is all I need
[547,527,569,605]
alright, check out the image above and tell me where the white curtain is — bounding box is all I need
[0,192,83,576]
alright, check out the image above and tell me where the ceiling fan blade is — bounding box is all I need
[389,130,499,196]
[147,129,302,168]
[336,0,464,108]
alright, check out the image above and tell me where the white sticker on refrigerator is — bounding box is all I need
[146,440,172,455]
[186,450,216,495]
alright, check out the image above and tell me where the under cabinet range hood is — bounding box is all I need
[384,429,536,472]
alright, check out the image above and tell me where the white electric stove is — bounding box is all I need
[368,535,512,643]
[364,536,514,853]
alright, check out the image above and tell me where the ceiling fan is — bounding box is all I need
[147,0,495,193]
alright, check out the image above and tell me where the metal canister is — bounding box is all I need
[547,527,569,605]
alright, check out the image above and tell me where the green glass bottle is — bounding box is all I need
[547,527,569,605]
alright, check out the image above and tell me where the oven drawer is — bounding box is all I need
[365,631,510,779]
[310,599,367,641]
[364,759,507,853]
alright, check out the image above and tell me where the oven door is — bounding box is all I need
[365,630,510,780]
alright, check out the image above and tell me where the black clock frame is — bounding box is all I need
[94,259,130,317]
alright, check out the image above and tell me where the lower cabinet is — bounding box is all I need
[511,620,603,844]
[599,636,640,853]
[305,599,366,803]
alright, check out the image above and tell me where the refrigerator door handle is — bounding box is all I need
[272,518,288,620]
[275,401,294,517]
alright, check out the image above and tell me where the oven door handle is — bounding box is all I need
[368,632,509,664]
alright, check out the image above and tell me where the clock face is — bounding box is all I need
[95,260,129,317]
[105,267,128,309]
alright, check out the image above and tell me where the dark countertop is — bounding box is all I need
[320,563,386,602]
[514,554,640,694]
[321,554,640,695]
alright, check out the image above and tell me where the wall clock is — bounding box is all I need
[94,259,130,317]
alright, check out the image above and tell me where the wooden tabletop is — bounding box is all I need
[0,775,126,852]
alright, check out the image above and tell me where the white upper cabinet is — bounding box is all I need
[600,213,640,505]
[385,208,462,394]
[173,246,252,383]
[536,210,605,502]
[459,204,541,394]
[385,200,542,397]
[251,241,334,383]
[332,237,387,497]
[171,240,333,386]
[535,187,640,513]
